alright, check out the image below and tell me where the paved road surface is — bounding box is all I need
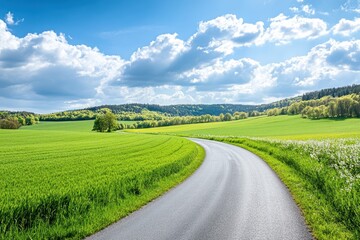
[87,138,312,240]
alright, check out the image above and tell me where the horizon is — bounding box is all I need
[1,0,360,113]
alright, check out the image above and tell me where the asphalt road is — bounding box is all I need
[87,138,312,240]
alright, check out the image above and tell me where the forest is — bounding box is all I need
[267,94,360,119]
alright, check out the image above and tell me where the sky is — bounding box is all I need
[1,0,360,113]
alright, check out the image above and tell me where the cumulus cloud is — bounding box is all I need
[192,14,264,53]
[113,15,264,88]
[332,18,360,36]
[261,14,328,45]
[0,19,124,111]
[1,13,360,112]
[113,14,329,90]
[265,39,360,97]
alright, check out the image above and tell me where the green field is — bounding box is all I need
[130,115,360,239]
[22,120,135,132]
[128,115,360,139]
[0,122,204,239]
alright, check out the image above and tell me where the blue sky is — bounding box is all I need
[1,0,360,112]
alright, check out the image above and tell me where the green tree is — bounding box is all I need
[219,113,225,121]
[239,112,247,119]
[224,113,232,121]
[92,111,119,132]
[25,116,36,125]
[17,116,25,125]
[328,101,337,118]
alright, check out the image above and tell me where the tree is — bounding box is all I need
[18,116,25,125]
[92,111,119,132]
[239,112,247,119]
[0,118,21,129]
[233,112,240,120]
[224,113,232,121]
[219,113,225,121]
[328,101,337,118]
[25,116,35,125]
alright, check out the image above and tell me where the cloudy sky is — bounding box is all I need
[1,0,360,113]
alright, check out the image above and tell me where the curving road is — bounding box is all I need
[87,138,312,240]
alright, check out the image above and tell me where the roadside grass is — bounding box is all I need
[129,115,360,239]
[205,137,359,240]
[127,115,360,139]
[0,128,204,239]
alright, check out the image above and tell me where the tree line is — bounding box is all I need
[127,111,253,129]
[92,109,253,132]
[302,84,360,101]
[266,94,360,119]
[0,111,39,129]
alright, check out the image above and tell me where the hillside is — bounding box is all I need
[128,115,360,139]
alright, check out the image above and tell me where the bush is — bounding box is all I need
[0,118,21,129]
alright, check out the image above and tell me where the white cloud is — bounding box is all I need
[0,19,124,110]
[290,5,315,15]
[332,18,360,36]
[266,39,360,96]
[289,7,300,13]
[1,13,360,112]
[4,12,24,26]
[261,14,328,45]
[302,5,315,15]
[193,14,264,52]
[5,12,14,25]
[341,0,360,13]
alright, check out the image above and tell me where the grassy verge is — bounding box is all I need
[205,136,358,240]
[0,129,205,239]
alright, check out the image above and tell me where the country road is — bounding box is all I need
[87,138,312,240]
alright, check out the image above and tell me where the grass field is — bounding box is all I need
[130,115,360,239]
[128,115,360,139]
[22,120,135,132]
[0,122,204,239]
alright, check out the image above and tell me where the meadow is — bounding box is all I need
[128,115,360,139]
[0,122,204,239]
[131,115,360,239]
[23,120,135,132]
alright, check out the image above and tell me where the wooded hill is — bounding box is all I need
[2,84,359,120]
[302,84,360,101]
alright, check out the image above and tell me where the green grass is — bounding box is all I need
[129,115,360,239]
[22,120,135,132]
[128,115,360,139]
[0,123,204,239]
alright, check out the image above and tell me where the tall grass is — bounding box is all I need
[0,130,204,239]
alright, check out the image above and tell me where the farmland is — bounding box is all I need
[128,115,360,139]
[0,122,204,239]
[22,120,135,132]
[130,115,360,239]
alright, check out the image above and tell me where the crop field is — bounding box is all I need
[23,120,135,132]
[0,124,204,239]
[130,115,360,239]
[128,115,360,139]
